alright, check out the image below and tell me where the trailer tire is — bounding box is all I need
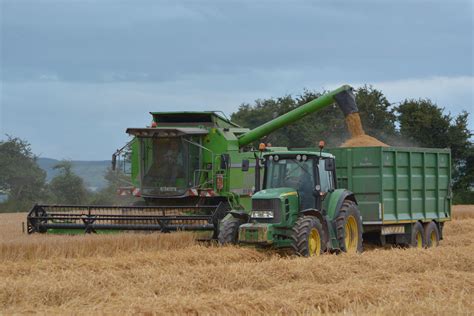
[410,222,425,248]
[218,220,241,245]
[291,216,325,257]
[335,200,363,253]
[424,221,440,248]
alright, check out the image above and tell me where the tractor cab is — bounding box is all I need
[234,151,340,249]
[261,151,336,211]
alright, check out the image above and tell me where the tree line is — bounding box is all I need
[0,136,134,213]
[0,85,472,211]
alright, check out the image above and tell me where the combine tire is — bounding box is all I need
[218,220,241,245]
[424,222,440,248]
[335,200,363,253]
[291,216,325,257]
[410,222,425,248]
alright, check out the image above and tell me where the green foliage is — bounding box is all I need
[0,136,47,212]
[397,99,452,148]
[48,161,89,204]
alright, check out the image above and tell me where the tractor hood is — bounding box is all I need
[252,187,298,200]
[126,127,208,138]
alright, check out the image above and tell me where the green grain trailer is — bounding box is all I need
[227,146,451,255]
[327,146,451,247]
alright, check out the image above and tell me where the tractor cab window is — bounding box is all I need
[264,156,316,210]
[318,159,334,193]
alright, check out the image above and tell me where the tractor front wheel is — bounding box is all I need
[291,216,325,257]
[335,200,363,253]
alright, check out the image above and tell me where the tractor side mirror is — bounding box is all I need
[220,154,230,170]
[241,159,249,171]
[112,153,117,171]
[324,158,335,171]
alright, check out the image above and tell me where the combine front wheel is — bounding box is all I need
[218,220,241,245]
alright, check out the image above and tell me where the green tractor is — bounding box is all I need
[220,148,363,256]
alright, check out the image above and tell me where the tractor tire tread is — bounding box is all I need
[291,216,325,257]
[335,200,363,253]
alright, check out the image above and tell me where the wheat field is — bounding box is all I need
[0,206,473,315]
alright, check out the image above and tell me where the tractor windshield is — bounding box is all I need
[264,157,316,210]
[139,136,200,196]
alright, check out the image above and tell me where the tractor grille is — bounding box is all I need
[251,198,281,223]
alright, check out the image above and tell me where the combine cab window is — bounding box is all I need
[140,136,200,196]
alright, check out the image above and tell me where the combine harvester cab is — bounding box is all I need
[27,85,361,236]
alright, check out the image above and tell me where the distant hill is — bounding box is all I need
[37,158,111,191]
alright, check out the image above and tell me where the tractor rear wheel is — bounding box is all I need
[335,200,363,253]
[424,221,440,248]
[291,216,325,257]
[218,220,241,245]
[410,222,425,248]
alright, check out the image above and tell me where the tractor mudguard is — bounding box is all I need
[326,189,357,221]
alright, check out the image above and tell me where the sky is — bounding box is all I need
[0,0,473,160]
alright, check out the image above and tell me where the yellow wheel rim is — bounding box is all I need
[416,231,423,248]
[308,228,321,256]
[344,215,358,253]
[430,230,438,247]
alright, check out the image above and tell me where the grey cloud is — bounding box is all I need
[2,1,472,83]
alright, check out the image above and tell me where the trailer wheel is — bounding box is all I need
[291,216,325,257]
[410,222,425,248]
[218,220,241,245]
[424,222,440,248]
[336,200,363,253]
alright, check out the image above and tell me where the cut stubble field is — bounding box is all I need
[0,206,473,315]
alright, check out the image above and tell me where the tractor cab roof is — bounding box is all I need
[263,150,335,159]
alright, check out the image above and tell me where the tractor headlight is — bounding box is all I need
[250,210,274,218]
